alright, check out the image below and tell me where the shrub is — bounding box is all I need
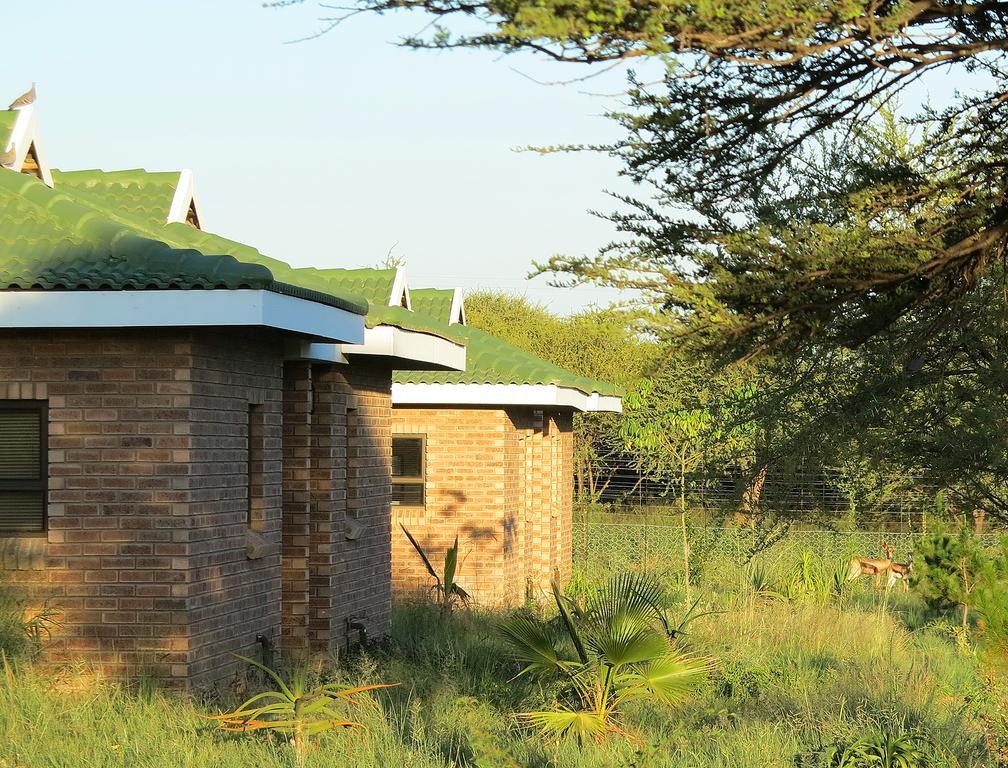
[498,573,708,744]
[913,525,996,627]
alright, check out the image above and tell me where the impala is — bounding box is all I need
[846,543,893,590]
[886,552,914,593]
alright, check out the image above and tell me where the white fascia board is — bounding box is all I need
[391,382,623,412]
[283,339,349,364]
[0,289,365,343]
[4,106,53,187]
[340,325,466,370]
[167,168,200,226]
[450,287,466,326]
[390,266,411,309]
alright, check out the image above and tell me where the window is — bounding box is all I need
[0,401,47,534]
[247,403,263,529]
[391,436,425,506]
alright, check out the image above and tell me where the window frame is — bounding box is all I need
[0,400,48,537]
[391,434,426,507]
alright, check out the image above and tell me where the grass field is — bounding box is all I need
[0,554,1003,768]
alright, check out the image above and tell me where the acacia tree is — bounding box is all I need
[298,0,1008,512]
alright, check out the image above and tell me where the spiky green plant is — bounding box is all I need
[497,573,708,745]
[401,525,472,618]
[208,655,395,761]
[827,730,928,768]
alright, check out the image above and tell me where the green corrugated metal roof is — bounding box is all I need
[0,168,367,313]
[51,169,179,228]
[393,324,620,396]
[409,288,453,323]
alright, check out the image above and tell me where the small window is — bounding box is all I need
[247,403,263,529]
[392,436,424,506]
[0,402,47,534]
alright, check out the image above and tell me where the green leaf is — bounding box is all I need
[401,525,442,587]
[590,618,669,668]
[444,536,459,590]
[497,615,568,678]
[518,708,608,744]
[551,579,589,664]
[232,654,294,701]
[619,653,707,706]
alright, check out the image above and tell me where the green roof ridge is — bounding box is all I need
[0,169,368,313]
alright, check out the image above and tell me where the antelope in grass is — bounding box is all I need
[886,552,914,593]
[846,543,893,590]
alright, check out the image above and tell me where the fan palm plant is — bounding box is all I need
[498,573,708,745]
[401,525,472,618]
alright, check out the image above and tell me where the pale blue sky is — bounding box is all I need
[3,1,651,313]
[4,3,970,315]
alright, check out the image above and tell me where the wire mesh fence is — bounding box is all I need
[577,463,944,528]
[573,516,1003,577]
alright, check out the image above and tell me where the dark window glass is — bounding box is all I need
[392,436,424,507]
[0,404,46,533]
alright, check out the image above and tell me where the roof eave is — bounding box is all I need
[340,325,466,371]
[0,288,366,343]
[390,382,622,412]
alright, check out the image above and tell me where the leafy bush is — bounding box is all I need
[0,590,58,660]
[913,525,996,626]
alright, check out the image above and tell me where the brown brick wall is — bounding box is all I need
[0,330,395,687]
[185,333,285,687]
[281,362,393,654]
[0,330,201,685]
[390,406,574,606]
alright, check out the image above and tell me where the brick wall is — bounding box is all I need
[390,406,574,606]
[185,333,285,687]
[0,329,397,687]
[281,362,393,655]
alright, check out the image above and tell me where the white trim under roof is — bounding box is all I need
[166,169,202,227]
[340,325,466,370]
[0,289,365,343]
[450,288,466,326]
[284,339,349,364]
[390,266,411,310]
[391,382,622,413]
[2,105,53,187]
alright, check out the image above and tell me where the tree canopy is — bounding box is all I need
[309,0,1008,514]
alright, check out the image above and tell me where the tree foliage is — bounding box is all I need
[317,0,1008,515]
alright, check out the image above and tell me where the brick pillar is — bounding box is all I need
[555,411,574,586]
[281,362,311,650]
[335,366,393,639]
[307,366,347,650]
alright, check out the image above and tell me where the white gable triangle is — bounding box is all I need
[3,106,53,187]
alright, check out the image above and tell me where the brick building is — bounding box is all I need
[0,104,464,687]
[390,289,621,606]
[0,100,620,685]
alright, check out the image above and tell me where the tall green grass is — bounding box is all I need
[0,561,996,767]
